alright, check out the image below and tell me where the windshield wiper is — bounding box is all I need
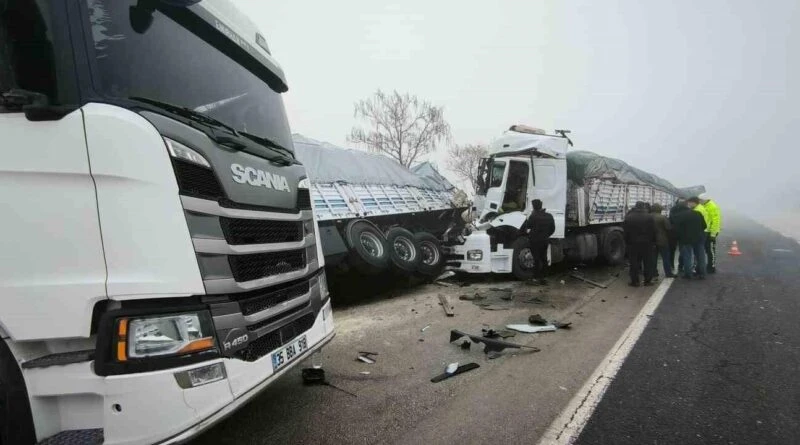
[239,131,297,164]
[129,96,239,136]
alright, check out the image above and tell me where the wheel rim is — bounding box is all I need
[419,241,440,266]
[359,232,384,258]
[393,237,416,262]
[518,247,535,269]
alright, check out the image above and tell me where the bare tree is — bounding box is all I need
[445,143,489,194]
[348,90,451,168]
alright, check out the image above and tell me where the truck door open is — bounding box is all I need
[502,160,529,213]
[531,158,567,238]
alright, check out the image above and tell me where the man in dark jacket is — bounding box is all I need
[520,199,555,284]
[651,204,675,278]
[668,199,685,270]
[624,201,657,287]
[672,197,707,279]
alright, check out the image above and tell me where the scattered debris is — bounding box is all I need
[553,321,573,329]
[560,280,566,285]
[438,294,455,316]
[450,330,540,354]
[435,271,456,281]
[477,304,510,311]
[487,351,502,359]
[459,294,484,301]
[418,339,424,342]
[359,371,371,375]
[524,296,546,305]
[569,272,609,288]
[506,324,557,333]
[357,352,378,364]
[446,363,459,374]
[528,314,547,325]
[460,340,471,350]
[482,328,516,339]
[559,386,568,391]
[421,325,431,332]
[601,299,606,303]
[431,363,480,383]
[302,368,357,397]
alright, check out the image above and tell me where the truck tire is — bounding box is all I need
[600,228,626,265]
[0,340,36,445]
[511,237,537,281]
[385,227,421,273]
[414,232,445,278]
[344,219,389,274]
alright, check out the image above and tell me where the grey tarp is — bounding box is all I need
[566,150,684,196]
[292,134,450,191]
[411,162,456,191]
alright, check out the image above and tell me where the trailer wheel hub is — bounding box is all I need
[360,232,384,258]
[419,241,440,266]
[393,237,416,262]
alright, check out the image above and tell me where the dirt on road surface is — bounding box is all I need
[192,265,661,445]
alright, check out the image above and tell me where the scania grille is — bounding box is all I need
[233,280,311,316]
[228,250,306,282]
[219,217,304,245]
[235,313,315,362]
[173,160,224,199]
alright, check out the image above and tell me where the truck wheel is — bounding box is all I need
[600,228,626,265]
[511,237,537,281]
[385,227,422,273]
[344,219,389,274]
[414,232,445,278]
[0,340,36,445]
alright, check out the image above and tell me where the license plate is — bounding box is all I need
[271,335,308,371]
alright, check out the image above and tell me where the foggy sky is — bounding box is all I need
[233,0,799,213]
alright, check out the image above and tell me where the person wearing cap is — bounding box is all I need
[698,193,721,273]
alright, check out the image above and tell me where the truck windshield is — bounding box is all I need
[83,0,293,153]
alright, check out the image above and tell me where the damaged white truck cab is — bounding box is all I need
[446,125,681,279]
[1,1,333,444]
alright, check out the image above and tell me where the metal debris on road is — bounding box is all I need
[569,272,609,288]
[430,363,480,383]
[438,294,455,316]
[460,340,471,350]
[506,324,557,333]
[357,352,378,364]
[421,324,431,332]
[553,321,573,329]
[481,328,516,339]
[449,330,540,354]
[301,368,357,397]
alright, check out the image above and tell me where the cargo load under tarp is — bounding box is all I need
[292,134,457,221]
[566,150,682,196]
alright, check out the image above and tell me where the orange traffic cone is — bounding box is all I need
[728,240,742,256]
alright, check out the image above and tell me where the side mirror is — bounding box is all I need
[129,2,156,34]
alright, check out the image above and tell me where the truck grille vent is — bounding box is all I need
[235,280,310,316]
[228,250,306,282]
[220,218,304,245]
[173,160,223,199]
[297,189,312,210]
[246,303,309,332]
[234,313,315,362]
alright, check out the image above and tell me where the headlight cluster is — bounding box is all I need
[164,137,211,168]
[467,249,483,261]
[116,312,216,362]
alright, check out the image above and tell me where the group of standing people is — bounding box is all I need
[624,193,721,286]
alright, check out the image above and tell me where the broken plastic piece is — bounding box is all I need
[301,368,357,397]
[506,324,557,333]
[357,351,378,364]
[460,340,471,350]
[421,325,431,332]
[446,362,459,374]
[449,330,539,354]
[569,272,608,288]
[553,321,573,329]
[431,363,480,383]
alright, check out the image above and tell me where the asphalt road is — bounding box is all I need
[577,216,800,445]
[192,262,656,445]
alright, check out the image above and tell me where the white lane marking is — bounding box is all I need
[538,278,675,445]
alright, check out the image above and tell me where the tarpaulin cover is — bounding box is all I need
[292,134,452,191]
[567,150,683,196]
[411,162,456,191]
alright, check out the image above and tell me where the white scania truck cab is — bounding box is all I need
[0,1,334,444]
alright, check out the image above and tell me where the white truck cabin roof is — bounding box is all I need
[489,126,569,159]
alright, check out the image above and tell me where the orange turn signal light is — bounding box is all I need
[116,319,129,362]
[177,337,215,355]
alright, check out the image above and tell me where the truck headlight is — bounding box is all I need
[298,177,310,189]
[318,271,329,299]
[115,311,217,362]
[467,249,483,261]
[164,137,211,168]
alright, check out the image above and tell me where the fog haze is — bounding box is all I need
[233,0,800,214]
